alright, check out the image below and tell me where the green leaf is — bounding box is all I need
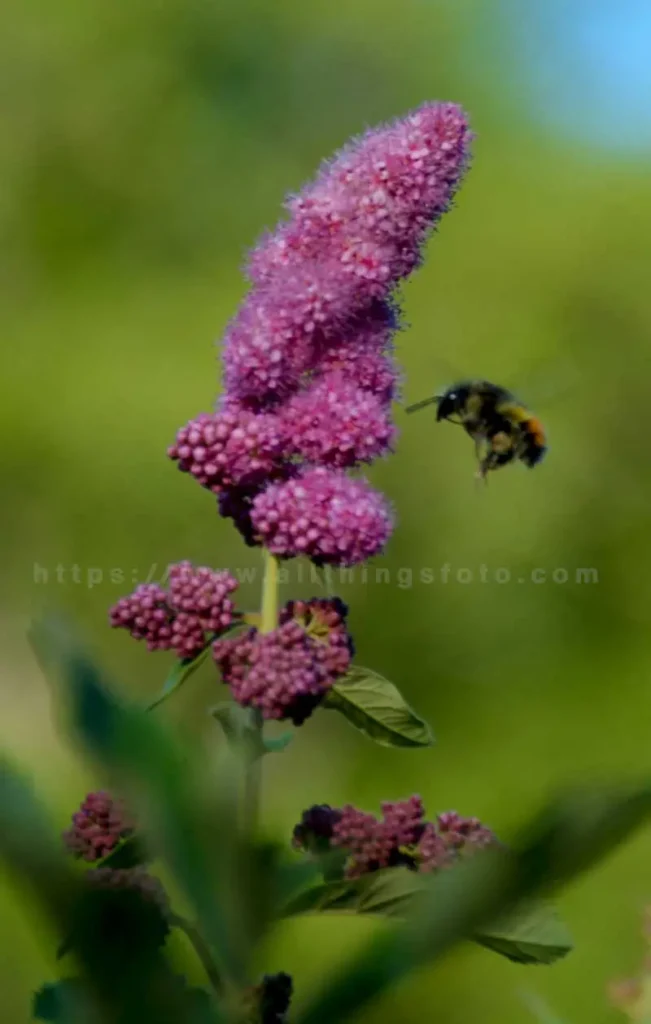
[263,731,293,754]
[32,980,92,1023]
[30,616,255,988]
[211,702,266,760]
[323,666,433,748]
[146,647,212,711]
[282,878,362,917]
[96,834,147,870]
[0,758,78,929]
[56,836,149,961]
[475,902,573,965]
[281,867,570,963]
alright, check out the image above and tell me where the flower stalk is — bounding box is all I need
[260,551,279,636]
[243,550,280,836]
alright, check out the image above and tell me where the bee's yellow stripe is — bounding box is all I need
[495,400,531,424]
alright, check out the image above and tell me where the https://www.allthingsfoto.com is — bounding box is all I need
[31,562,599,591]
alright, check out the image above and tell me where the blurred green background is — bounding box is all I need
[3,0,651,1019]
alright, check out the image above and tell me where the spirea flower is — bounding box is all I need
[166,561,238,657]
[436,810,494,852]
[315,299,400,403]
[222,269,357,404]
[281,596,354,674]
[281,373,395,468]
[168,403,286,494]
[248,102,471,296]
[170,103,471,562]
[217,486,260,546]
[213,597,353,723]
[293,797,495,879]
[63,791,134,862]
[332,796,428,877]
[250,467,393,565]
[109,584,175,651]
[292,804,343,851]
[110,563,239,658]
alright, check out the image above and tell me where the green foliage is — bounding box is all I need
[6,619,651,1020]
[145,647,213,711]
[281,863,572,965]
[475,902,573,965]
[324,666,433,748]
[33,980,94,1023]
[30,618,253,988]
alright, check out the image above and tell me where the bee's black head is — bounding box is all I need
[436,384,469,421]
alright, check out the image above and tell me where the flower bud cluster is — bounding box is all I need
[213,598,353,723]
[293,796,494,878]
[62,791,134,862]
[109,561,238,657]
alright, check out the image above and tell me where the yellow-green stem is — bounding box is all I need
[260,550,279,634]
[243,551,279,837]
[169,913,226,997]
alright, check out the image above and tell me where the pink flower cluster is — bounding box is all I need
[62,791,134,862]
[109,561,238,658]
[169,104,471,565]
[250,468,393,565]
[213,597,353,723]
[293,797,494,878]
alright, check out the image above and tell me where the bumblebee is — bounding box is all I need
[406,380,547,480]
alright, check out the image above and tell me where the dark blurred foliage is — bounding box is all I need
[3,1,651,1022]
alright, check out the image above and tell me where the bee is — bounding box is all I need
[406,380,547,480]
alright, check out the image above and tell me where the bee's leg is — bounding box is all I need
[473,436,490,483]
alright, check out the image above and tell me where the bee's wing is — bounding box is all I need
[506,355,581,411]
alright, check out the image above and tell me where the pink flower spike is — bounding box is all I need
[248,102,471,298]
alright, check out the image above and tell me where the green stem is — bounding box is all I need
[169,913,225,996]
[260,550,279,635]
[243,551,279,835]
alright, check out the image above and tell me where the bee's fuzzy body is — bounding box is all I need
[406,380,547,478]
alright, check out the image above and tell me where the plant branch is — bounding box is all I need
[243,551,279,836]
[260,550,279,635]
[169,912,225,997]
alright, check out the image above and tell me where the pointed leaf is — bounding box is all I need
[475,902,573,965]
[282,879,362,917]
[280,868,570,962]
[145,647,211,711]
[32,980,92,1023]
[96,834,147,870]
[30,616,255,987]
[323,666,433,748]
[263,731,293,754]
